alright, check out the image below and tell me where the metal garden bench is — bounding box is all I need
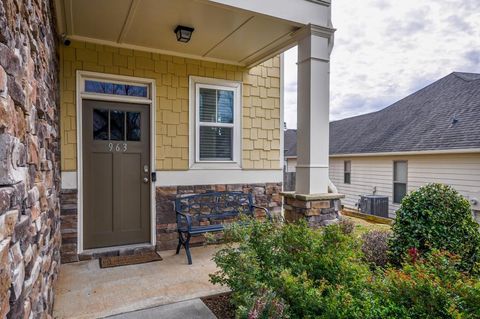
[175,191,271,264]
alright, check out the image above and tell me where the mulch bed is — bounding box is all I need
[201,292,235,319]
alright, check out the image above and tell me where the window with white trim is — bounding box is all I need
[344,160,351,184]
[191,77,241,168]
[393,161,408,204]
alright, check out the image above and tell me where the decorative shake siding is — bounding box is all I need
[329,153,480,217]
[0,0,60,317]
[58,40,282,262]
[59,41,281,171]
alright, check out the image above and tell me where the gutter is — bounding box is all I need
[330,148,480,157]
[283,148,480,159]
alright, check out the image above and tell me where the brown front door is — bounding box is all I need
[83,99,150,249]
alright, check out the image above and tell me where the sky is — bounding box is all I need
[283,0,480,128]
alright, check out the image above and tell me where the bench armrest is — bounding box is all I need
[251,205,272,220]
[176,211,193,232]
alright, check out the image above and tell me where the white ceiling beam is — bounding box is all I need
[67,34,246,66]
[53,0,66,34]
[242,30,297,67]
[54,0,330,68]
[65,0,74,34]
[117,0,140,44]
[204,0,330,26]
[202,16,255,57]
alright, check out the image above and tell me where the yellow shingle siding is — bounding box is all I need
[60,40,281,171]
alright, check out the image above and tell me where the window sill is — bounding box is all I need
[189,162,242,170]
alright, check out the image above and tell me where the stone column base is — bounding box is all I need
[281,192,345,227]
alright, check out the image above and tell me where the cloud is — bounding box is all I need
[283,0,480,128]
[465,50,480,66]
[372,0,390,10]
[445,15,473,33]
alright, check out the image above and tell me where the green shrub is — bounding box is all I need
[361,230,391,268]
[389,183,480,274]
[373,250,480,318]
[247,289,286,319]
[210,218,374,318]
[339,218,355,235]
[210,216,480,318]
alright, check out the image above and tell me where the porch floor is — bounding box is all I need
[53,245,228,319]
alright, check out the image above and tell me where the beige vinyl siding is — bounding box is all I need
[329,153,480,218]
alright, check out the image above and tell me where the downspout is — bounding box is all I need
[328,179,338,193]
[280,52,285,190]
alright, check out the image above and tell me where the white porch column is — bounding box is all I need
[295,25,335,195]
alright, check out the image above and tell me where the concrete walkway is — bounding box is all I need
[105,299,216,319]
[53,245,228,319]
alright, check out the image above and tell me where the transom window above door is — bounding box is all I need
[190,77,241,169]
[85,80,148,98]
[93,108,141,141]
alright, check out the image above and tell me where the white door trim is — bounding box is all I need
[75,70,156,254]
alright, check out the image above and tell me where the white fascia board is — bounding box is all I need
[61,171,77,189]
[205,0,330,26]
[155,169,283,187]
[330,149,480,158]
[61,169,283,189]
[284,149,480,159]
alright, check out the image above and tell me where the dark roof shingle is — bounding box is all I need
[284,129,297,157]
[330,72,480,154]
[284,72,480,156]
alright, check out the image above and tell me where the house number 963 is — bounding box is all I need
[108,142,127,152]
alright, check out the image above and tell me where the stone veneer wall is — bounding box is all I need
[282,193,343,228]
[60,189,155,263]
[59,183,282,262]
[59,190,77,263]
[156,183,282,250]
[0,0,61,318]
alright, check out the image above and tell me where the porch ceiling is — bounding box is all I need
[55,0,306,67]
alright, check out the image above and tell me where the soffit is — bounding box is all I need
[58,0,304,66]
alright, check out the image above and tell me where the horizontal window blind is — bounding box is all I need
[198,86,235,161]
[199,88,216,122]
[199,127,233,161]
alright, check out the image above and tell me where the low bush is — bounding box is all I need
[373,250,480,318]
[361,230,391,268]
[210,219,373,318]
[211,217,480,318]
[338,218,355,235]
[389,183,480,274]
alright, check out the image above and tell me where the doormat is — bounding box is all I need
[99,251,163,268]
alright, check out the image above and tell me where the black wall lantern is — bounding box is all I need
[174,25,195,43]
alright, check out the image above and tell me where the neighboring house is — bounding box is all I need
[284,129,298,172]
[285,72,480,218]
[0,0,335,317]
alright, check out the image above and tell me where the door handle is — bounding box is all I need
[143,177,149,184]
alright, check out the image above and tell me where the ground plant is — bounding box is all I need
[211,207,480,318]
[361,229,391,268]
[388,183,480,274]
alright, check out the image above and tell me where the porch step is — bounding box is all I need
[104,299,217,319]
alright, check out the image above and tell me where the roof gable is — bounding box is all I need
[329,72,480,155]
